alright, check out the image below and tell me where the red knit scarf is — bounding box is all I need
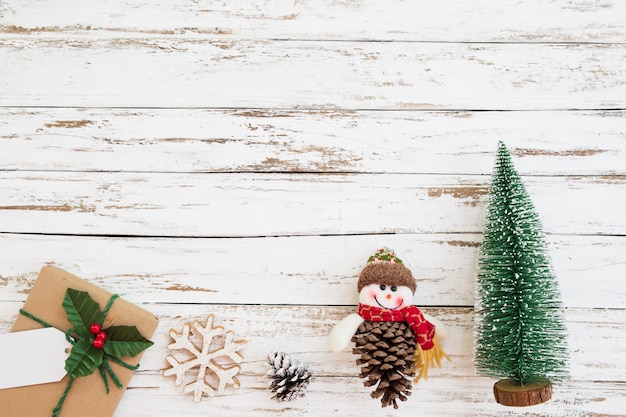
[358,304,435,350]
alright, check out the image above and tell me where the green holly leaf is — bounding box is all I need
[63,289,104,337]
[65,339,103,378]
[103,325,154,358]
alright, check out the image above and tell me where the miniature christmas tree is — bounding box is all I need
[474,141,568,406]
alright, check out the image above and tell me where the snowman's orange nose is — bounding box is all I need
[386,294,392,300]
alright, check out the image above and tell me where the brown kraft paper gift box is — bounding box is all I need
[0,266,159,417]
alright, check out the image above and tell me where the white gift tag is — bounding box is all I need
[0,327,72,389]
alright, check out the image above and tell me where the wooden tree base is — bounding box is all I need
[493,378,552,406]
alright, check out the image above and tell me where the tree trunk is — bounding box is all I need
[493,378,552,406]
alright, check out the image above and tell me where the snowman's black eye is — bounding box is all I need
[379,285,386,290]
[391,286,397,292]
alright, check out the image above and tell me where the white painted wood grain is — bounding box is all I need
[1,1,624,416]
[2,0,625,43]
[0,173,623,236]
[116,378,626,417]
[1,108,624,175]
[1,40,624,109]
[1,303,623,381]
[1,302,623,416]
[0,233,624,309]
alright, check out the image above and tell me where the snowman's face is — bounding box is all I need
[359,283,414,310]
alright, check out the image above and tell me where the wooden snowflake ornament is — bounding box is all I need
[164,315,247,402]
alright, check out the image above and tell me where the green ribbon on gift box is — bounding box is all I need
[20,288,154,417]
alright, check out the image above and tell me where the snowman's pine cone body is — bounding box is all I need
[352,320,416,409]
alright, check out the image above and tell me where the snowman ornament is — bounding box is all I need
[329,248,449,409]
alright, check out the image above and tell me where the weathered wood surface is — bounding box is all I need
[2,0,625,43]
[1,233,624,309]
[0,302,623,416]
[1,40,625,110]
[0,173,624,237]
[1,108,625,175]
[114,378,626,417]
[1,0,625,416]
[0,304,624,382]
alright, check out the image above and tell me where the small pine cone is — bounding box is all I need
[267,352,312,402]
[352,321,416,409]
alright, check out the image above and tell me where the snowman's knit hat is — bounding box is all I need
[357,248,416,293]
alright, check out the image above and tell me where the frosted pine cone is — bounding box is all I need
[267,352,312,402]
[352,321,416,409]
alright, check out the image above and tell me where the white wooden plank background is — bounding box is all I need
[1,108,625,175]
[2,0,626,42]
[2,40,625,109]
[1,1,625,416]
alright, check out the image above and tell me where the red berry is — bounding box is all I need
[93,337,105,349]
[97,331,107,341]
[90,323,101,335]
